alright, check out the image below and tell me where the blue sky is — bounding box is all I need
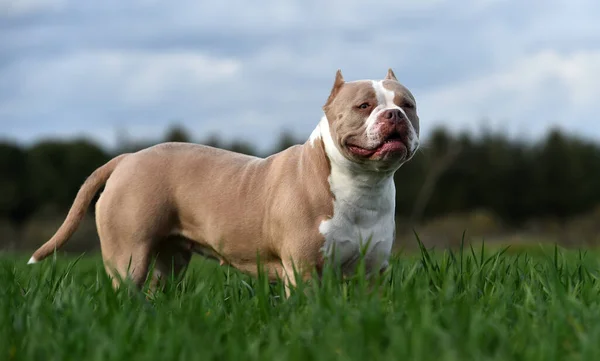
[1,0,600,151]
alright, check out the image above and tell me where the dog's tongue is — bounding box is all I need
[376,140,406,154]
[347,145,376,157]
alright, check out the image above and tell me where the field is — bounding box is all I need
[3,240,600,361]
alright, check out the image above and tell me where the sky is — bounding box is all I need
[1,0,600,152]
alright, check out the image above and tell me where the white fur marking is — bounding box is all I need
[367,80,419,154]
[317,116,396,273]
[365,80,400,136]
[27,256,37,265]
[309,123,322,146]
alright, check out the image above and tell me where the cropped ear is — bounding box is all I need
[385,68,397,81]
[324,69,345,108]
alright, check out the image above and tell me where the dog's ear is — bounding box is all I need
[324,69,345,108]
[385,68,397,81]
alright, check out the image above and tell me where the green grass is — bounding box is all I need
[2,241,600,361]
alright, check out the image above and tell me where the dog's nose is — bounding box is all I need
[381,109,404,123]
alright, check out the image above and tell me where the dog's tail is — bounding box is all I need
[28,154,130,264]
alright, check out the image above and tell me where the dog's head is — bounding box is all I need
[319,69,420,173]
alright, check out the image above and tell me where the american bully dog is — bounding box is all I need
[28,69,420,295]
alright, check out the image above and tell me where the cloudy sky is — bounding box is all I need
[1,0,599,151]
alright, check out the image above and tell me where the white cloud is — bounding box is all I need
[1,50,241,114]
[419,50,600,139]
[1,0,600,150]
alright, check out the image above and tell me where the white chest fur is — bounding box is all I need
[312,116,396,274]
[319,173,396,273]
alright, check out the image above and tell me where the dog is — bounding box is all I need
[28,69,420,294]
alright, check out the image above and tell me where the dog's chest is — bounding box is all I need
[318,175,396,272]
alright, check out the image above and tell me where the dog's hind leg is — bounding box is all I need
[96,212,155,290]
[100,238,153,290]
[94,189,171,291]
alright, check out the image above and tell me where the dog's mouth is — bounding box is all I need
[346,132,408,158]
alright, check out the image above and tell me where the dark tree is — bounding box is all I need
[164,124,192,143]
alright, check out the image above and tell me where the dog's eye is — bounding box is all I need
[357,102,370,110]
[403,101,415,109]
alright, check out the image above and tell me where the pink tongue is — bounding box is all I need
[348,145,376,156]
[378,140,405,152]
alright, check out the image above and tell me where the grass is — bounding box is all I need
[2,240,600,361]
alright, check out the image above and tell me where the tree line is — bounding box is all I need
[1,124,599,241]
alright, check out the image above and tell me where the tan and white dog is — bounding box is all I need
[28,69,420,293]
